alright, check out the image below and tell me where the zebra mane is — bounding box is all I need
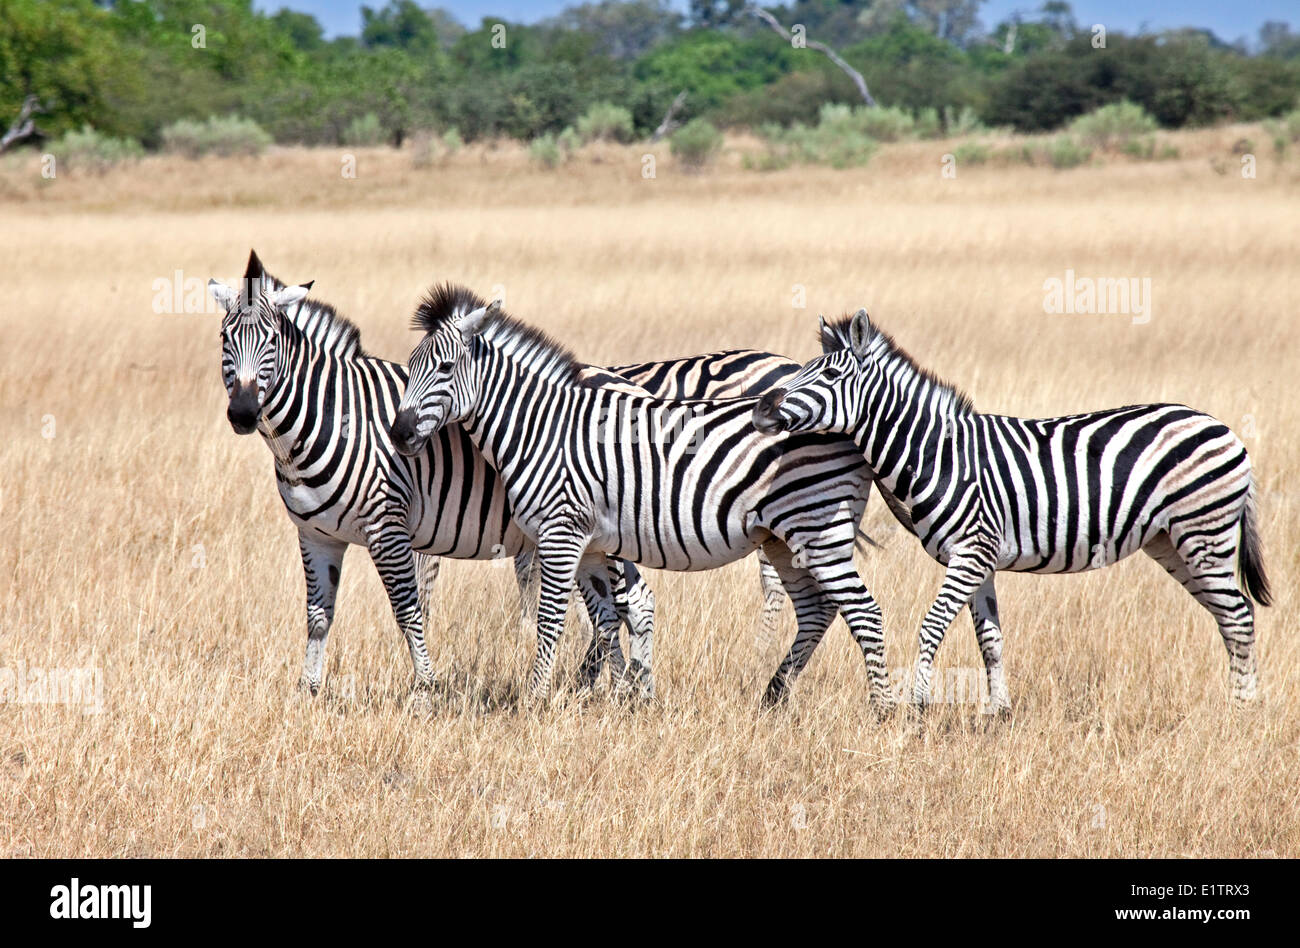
[821,314,974,416]
[412,283,584,385]
[254,262,366,360]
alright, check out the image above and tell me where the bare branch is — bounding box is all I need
[650,91,688,143]
[0,95,44,154]
[747,7,876,107]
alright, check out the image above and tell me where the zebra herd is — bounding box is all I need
[208,251,1270,713]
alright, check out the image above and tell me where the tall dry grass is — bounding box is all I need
[0,127,1296,856]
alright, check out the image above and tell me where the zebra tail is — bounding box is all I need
[855,527,881,554]
[1239,478,1272,607]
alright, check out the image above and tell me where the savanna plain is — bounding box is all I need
[1,128,1296,857]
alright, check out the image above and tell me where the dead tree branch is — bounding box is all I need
[0,95,44,154]
[747,7,876,107]
[650,91,688,143]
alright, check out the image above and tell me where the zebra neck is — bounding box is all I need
[462,359,570,481]
[853,383,969,506]
[258,332,336,476]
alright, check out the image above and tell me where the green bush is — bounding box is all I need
[557,126,581,155]
[1068,101,1157,151]
[913,107,941,139]
[1045,135,1092,169]
[953,142,991,166]
[943,105,985,137]
[161,115,272,159]
[756,105,878,169]
[1263,109,1300,154]
[441,127,463,154]
[670,118,723,169]
[342,113,385,147]
[529,133,565,169]
[575,102,635,144]
[848,105,915,142]
[52,125,143,174]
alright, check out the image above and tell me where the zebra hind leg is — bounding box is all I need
[912,553,995,711]
[574,563,628,696]
[609,559,655,700]
[415,553,440,644]
[969,576,1010,715]
[366,522,436,706]
[755,549,786,652]
[759,541,838,707]
[1144,532,1259,704]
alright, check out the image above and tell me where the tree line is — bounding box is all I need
[3,0,1298,151]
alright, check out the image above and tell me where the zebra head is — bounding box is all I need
[207,250,312,435]
[392,294,502,456]
[752,308,874,435]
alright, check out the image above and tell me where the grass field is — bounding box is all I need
[1,127,1296,857]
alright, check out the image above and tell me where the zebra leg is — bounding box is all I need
[528,529,589,701]
[802,558,891,713]
[613,559,655,699]
[574,563,628,693]
[969,576,1010,714]
[512,549,540,625]
[298,534,347,696]
[914,554,995,708]
[756,548,786,650]
[365,522,435,698]
[415,552,440,644]
[1144,533,1259,703]
[760,540,838,706]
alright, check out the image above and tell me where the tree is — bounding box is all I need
[551,0,682,60]
[362,0,440,55]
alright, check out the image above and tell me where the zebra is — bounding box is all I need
[751,309,1271,710]
[208,252,800,697]
[389,286,888,710]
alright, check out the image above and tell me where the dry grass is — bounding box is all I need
[1,126,1297,857]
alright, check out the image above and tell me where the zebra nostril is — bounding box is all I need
[758,388,786,415]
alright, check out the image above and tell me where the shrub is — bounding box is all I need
[342,113,385,147]
[1263,109,1300,154]
[670,118,723,169]
[913,107,941,140]
[1068,101,1157,151]
[846,105,915,142]
[943,105,985,137]
[953,142,991,166]
[529,133,564,169]
[756,106,878,169]
[441,127,463,154]
[52,125,143,174]
[161,115,272,158]
[557,126,581,155]
[575,103,635,144]
[1045,135,1092,169]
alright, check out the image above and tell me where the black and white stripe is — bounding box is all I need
[391,288,886,708]
[753,310,1271,709]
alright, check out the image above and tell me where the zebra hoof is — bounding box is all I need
[761,677,789,708]
[406,683,434,716]
[297,676,322,697]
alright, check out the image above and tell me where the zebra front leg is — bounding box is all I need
[298,534,347,696]
[529,530,588,702]
[612,559,655,699]
[366,523,436,699]
[914,554,994,708]
[969,576,1010,714]
[802,558,891,714]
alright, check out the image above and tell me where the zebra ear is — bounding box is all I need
[818,315,835,354]
[208,279,238,312]
[457,299,501,343]
[848,308,872,360]
[269,282,312,310]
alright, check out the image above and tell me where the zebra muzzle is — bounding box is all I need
[227,383,261,435]
[752,389,789,434]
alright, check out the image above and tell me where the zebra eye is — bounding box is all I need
[438,360,454,373]
[820,365,843,381]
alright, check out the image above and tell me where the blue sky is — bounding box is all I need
[252,0,1295,47]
